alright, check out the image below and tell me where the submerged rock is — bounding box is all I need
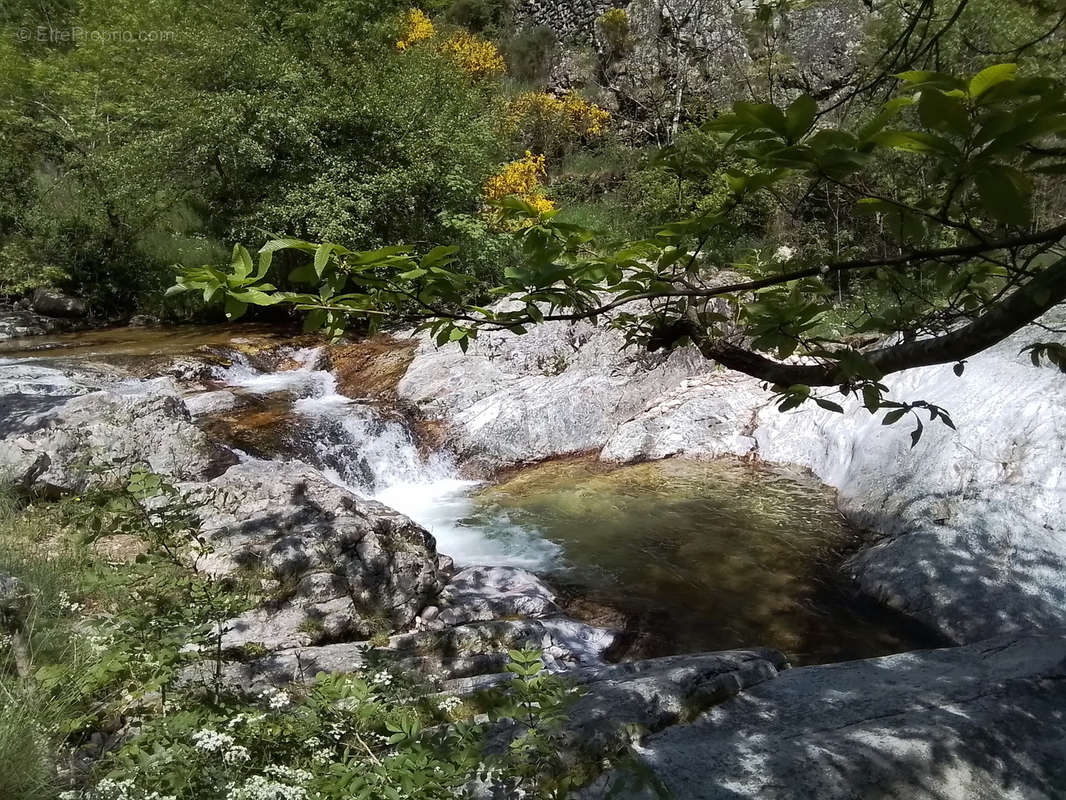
[596,631,1066,799]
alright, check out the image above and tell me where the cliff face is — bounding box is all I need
[513,0,870,137]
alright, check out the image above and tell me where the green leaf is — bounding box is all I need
[784,95,817,142]
[969,64,1017,99]
[232,244,254,279]
[974,164,1031,226]
[882,408,908,425]
[918,90,969,136]
[314,243,334,278]
[871,130,960,158]
[421,245,461,269]
[735,102,789,137]
[224,296,248,321]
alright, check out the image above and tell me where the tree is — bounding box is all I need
[173,55,1066,434]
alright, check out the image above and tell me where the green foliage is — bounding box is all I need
[1,475,622,799]
[0,0,512,315]
[502,25,558,87]
[185,60,1066,437]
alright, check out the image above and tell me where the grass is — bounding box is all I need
[0,489,93,800]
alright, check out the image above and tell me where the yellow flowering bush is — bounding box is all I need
[504,91,611,158]
[508,91,611,138]
[396,8,435,50]
[441,31,506,79]
[598,7,631,58]
[484,152,555,216]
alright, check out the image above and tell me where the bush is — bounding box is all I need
[502,25,557,87]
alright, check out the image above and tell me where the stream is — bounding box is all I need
[0,326,939,666]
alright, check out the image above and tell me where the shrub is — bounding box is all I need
[396,7,436,50]
[597,7,631,60]
[484,151,555,215]
[506,90,611,157]
[445,0,513,33]
[502,25,557,86]
[441,30,507,79]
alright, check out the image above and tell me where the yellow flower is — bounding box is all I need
[441,31,506,79]
[396,8,435,51]
[506,91,611,138]
[484,152,555,219]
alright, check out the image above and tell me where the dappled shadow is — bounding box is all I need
[590,631,1066,799]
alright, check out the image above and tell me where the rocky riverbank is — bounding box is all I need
[2,313,1065,798]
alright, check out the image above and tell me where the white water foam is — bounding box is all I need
[219,350,559,569]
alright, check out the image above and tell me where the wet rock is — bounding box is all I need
[595,632,1066,799]
[127,315,160,327]
[436,565,563,626]
[183,389,240,417]
[0,390,237,494]
[32,288,87,319]
[328,336,418,399]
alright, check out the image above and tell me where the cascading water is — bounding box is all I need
[217,347,561,569]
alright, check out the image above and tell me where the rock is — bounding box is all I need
[754,321,1066,643]
[596,632,1066,799]
[0,307,85,340]
[0,573,30,628]
[183,389,240,417]
[127,315,160,327]
[600,371,769,462]
[327,336,418,399]
[191,461,445,642]
[182,615,620,692]
[397,300,705,473]
[31,288,87,319]
[0,390,236,494]
[436,566,563,626]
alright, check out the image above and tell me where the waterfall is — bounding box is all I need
[217,348,560,569]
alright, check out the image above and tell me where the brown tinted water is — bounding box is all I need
[0,324,295,362]
[471,456,942,665]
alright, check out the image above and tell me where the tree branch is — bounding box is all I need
[681,254,1066,386]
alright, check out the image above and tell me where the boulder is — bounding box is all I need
[190,461,446,641]
[600,371,769,462]
[31,288,87,319]
[0,389,236,494]
[397,301,705,473]
[596,632,1066,799]
[754,322,1066,642]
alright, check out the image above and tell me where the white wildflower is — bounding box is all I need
[369,671,393,688]
[263,765,312,784]
[437,695,462,714]
[223,745,251,765]
[311,748,333,765]
[192,729,235,753]
[773,245,796,262]
[227,775,307,800]
[259,686,292,710]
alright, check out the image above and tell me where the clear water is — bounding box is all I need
[4,325,937,664]
[209,359,936,665]
[465,458,939,664]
